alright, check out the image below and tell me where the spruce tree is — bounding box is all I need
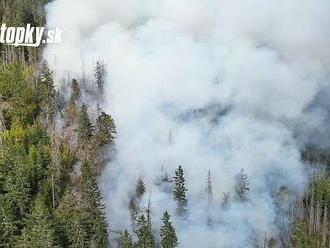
[234,169,250,201]
[16,194,58,248]
[81,162,108,247]
[135,214,155,248]
[173,165,188,216]
[55,190,89,248]
[77,104,93,148]
[37,60,56,124]
[95,111,116,147]
[136,177,146,199]
[119,230,133,248]
[70,79,81,104]
[160,211,178,248]
[94,61,106,98]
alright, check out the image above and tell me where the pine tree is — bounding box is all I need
[95,111,116,147]
[135,214,155,248]
[16,194,58,248]
[80,162,108,247]
[70,79,81,104]
[37,60,56,124]
[55,190,89,248]
[136,177,146,199]
[77,104,93,148]
[173,165,188,216]
[234,169,250,201]
[94,61,106,98]
[129,178,146,222]
[160,211,178,248]
[0,195,19,247]
[119,230,133,248]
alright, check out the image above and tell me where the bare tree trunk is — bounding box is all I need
[316,201,322,232]
[322,205,327,247]
[51,174,55,209]
[309,193,315,235]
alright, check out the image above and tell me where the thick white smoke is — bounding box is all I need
[44,0,330,247]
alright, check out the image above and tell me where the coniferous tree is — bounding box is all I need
[129,177,146,222]
[0,195,19,247]
[16,194,58,248]
[136,177,146,199]
[94,61,106,98]
[70,79,81,104]
[37,61,56,124]
[80,162,108,247]
[135,214,155,248]
[173,165,188,216]
[160,211,178,248]
[95,111,116,147]
[119,230,133,248]
[55,190,89,248]
[77,104,93,149]
[234,169,250,201]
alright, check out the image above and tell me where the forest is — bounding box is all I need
[0,0,330,248]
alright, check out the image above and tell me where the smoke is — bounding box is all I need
[44,0,330,247]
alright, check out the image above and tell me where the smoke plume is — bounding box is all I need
[44,0,330,247]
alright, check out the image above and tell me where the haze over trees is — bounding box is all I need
[0,1,330,248]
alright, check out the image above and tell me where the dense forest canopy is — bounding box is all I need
[0,0,330,248]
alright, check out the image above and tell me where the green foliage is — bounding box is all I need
[77,104,93,149]
[160,211,178,248]
[135,214,155,248]
[80,162,108,247]
[312,175,330,208]
[70,79,81,104]
[135,177,146,199]
[95,111,116,147]
[119,230,133,248]
[37,61,57,123]
[291,222,321,248]
[173,165,188,216]
[16,194,59,248]
[0,62,110,248]
[94,61,105,97]
[55,190,89,248]
[0,63,39,127]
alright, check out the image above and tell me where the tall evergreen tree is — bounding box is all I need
[70,79,81,104]
[119,230,133,248]
[55,190,89,248]
[95,111,116,147]
[129,177,146,222]
[136,177,146,199]
[77,104,93,148]
[16,194,58,248]
[80,162,108,247]
[160,211,178,248]
[173,165,188,216]
[234,169,250,201]
[94,61,106,98]
[135,214,155,248]
[37,60,56,124]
